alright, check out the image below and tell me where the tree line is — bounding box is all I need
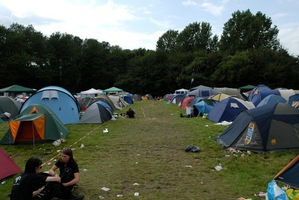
[0,9,298,96]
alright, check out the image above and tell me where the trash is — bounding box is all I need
[254,192,266,198]
[83,169,88,172]
[185,145,200,153]
[134,192,139,196]
[185,165,193,168]
[215,164,222,171]
[117,194,123,197]
[103,128,108,133]
[266,180,288,200]
[80,144,85,148]
[101,187,110,191]
[133,183,139,186]
[99,195,105,199]
[52,139,61,146]
[1,181,6,185]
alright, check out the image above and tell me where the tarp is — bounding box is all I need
[0,147,21,180]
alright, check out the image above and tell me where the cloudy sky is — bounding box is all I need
[0,0,298,55]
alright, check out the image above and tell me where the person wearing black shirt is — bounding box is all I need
[10,157,61,200]
[126,108,135,118]
[48,148,84,200]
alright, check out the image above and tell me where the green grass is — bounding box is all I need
[0,100,298,200]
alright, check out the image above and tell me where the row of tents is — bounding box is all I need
[0,85,155,182]
[166,84,299,153]
[0,85,144,145]
[166,84,299,189]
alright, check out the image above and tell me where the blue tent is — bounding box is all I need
[275,155,299,189]
[257,94,286,107]
[123,95,133,104]
[193,99,217,116]
[218,103,299,152]
[20,86,80,124]
[207,97,254,123]
[248,84,280,106]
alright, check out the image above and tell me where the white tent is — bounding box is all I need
[80,88,102,97]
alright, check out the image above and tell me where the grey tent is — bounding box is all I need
[80,101,112,124]
[218,102,299,152]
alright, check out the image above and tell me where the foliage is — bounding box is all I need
[0,9,298,96]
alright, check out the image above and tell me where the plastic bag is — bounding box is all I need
[286,188,299,200]
[266,180,288,200]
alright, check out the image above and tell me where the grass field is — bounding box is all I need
[0,100,298,200]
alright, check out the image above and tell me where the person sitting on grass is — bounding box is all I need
[10,157,61,200]
[126,108,136,118]
[46,148,84,200]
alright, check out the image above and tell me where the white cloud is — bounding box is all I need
[279,25,299,55]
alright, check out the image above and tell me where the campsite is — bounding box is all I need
[1,94,299,199]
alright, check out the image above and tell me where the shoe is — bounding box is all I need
[68,194,84,200]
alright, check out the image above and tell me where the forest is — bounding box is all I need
[0,9,298,96]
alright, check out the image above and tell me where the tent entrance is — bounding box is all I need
[10,114,45,144]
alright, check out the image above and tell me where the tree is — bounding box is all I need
[156,30,179,53]
[177,22,213,52]
[220,9,280,53]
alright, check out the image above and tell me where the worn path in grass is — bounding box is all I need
[76,100,240,200]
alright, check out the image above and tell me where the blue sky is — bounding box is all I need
[0,0,298,55]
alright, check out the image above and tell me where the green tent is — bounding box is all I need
[103,87,124,94]
[0,96,21,119]
[0,84,36,93]
[0,104,68,145]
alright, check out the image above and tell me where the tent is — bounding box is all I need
[0,84,36,93]
[20,86,80,124]
[0,96,21,119]
[103,87,124,94]
[207,97,255,123]
[187,85,220,98]
[217,103,299,152]
[0,104,68,145]
[80,88,102,97]
[209,93,231,102]
[132,94,142,101]
[274,155,299,189]
[288,94,299,108]
[180,96,194,109]
[193,99,217,116]
[0,147,21,180]
[256,94,286,107]
[248,84,280,106]
[80,101,112,124]
[170,94,185,105]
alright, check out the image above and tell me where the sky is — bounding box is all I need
[0,0,298,56]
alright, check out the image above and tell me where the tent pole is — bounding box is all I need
[32,122,35,149]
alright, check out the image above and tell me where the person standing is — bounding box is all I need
[10,157,61,200]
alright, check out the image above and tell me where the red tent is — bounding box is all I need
[0,147,21,180]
